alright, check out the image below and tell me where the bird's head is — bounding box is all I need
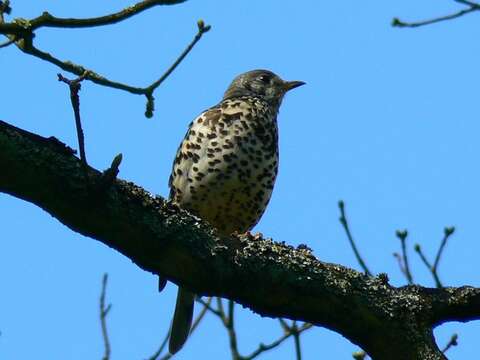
[223,69,305,109]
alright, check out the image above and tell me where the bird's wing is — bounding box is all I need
[168,106,222,201]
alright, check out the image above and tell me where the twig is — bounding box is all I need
[352,351,367,360]
[455,0,479,5]
[242,323,313,360]
[291,321,302,360]
[143,19,210,117]
[226,300,241,360]
[278,318,290,333]
[97,153,123,191]
[433,227,455,272]
[441,333,458,353]
[414,244,442,288]
[190,298,212,335]
[0,1,186,36]
[0,36,13,48]
[149,333,170,360]
[99,274,112,360]
[58,72,89,167]
[392,1,480,28]
[414,227,455,288]
[338,201,372,276]
[217,296,226,320]
[145,19,211,95]
[196,297,223,317]
[0,2,210,117]
[198,297,313,360]
[205,300,314,360]
[394,230,413,284]
[0,1,11,16]
[147,297,213,360]
[31,1,185,30]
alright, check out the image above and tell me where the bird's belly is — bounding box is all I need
[179,151,277,235]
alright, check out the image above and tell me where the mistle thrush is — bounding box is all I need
[167,69,305,354]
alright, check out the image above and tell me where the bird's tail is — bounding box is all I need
[169,286,195,354]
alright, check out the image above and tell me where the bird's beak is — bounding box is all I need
[283,80,306,92]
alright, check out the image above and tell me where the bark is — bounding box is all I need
[1,120,479,360]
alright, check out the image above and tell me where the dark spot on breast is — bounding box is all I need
[227,163,238,171]
[223,112,243,123]
[254,125,266,136]
[240,120,249,130]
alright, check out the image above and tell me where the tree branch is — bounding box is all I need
[441,333,458,354]
[1,120,479,360]
[393,1,480,28]
[147,297,212,360]
[57,72,89,168]
[338,201,372,276]
[0,0,186,36]
[0,2,210,117]
[100,274,112,360]
[393,229,414,284]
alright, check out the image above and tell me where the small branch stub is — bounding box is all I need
[58,71,89,167]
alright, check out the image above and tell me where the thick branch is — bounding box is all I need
[1,120,479,360]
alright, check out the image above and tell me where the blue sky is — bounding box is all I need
[1,1,479,359]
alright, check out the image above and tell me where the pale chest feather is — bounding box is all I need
[169,97,279,234]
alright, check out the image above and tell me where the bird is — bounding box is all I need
[167,69,305,354]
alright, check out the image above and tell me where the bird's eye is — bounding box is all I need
[258,75,271,83]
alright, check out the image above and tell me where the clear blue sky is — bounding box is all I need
[1,1,479,359]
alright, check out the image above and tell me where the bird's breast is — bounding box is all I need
[170,99,279,235]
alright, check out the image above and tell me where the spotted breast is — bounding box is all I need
[169,96,279,234]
